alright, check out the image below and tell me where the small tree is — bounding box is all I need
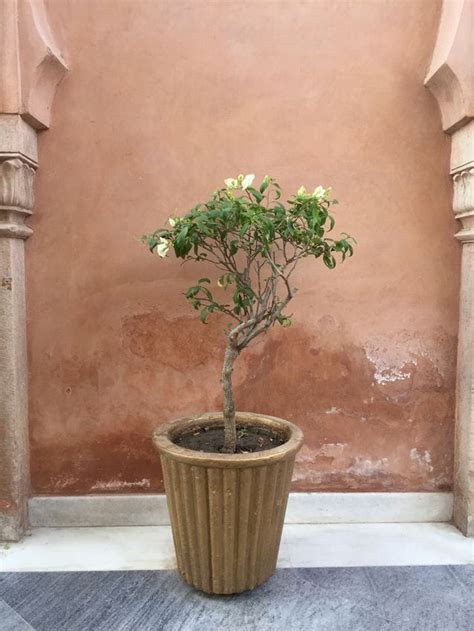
[143,174,354,453]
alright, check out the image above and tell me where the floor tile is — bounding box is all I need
[0,597,34,630]
[365,566,474,631]
[0,568,472,631]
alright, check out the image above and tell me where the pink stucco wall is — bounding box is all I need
[28,0,460,494]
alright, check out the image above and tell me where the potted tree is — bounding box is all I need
[143,174,354,594]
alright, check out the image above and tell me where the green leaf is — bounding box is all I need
[240,222,251,237]
[176,226,189,242]
[247,187,264,203]
[259,180,270,194]
[201,286,213,301]
[185,286,201,299]
[323,253,336,269]
[229,240,239,255]
[198,278,211,284]
[174,225,192,257]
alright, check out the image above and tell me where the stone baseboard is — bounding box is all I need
[28,492,453,528]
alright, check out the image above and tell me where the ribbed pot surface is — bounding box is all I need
[153,412,303,594]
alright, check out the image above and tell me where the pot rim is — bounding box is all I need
[152,411,303,468]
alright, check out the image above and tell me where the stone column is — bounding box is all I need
[451,123,474,536]
[0,115,37,540]
[0,0,67,541]
[425,0,474,536]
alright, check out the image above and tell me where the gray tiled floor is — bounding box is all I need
[0,567,472,631]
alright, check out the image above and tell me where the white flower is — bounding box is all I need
[224,178,238,189]
[297,185,307,197]
[312,186,325,199]
[168,217,177,227]
[225,174,255,190]
[156,237,170,258]
[312,185,331,200]
[241,173,255,190]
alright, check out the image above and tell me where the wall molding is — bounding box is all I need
[28,492,454,528]
[424,0,473,132]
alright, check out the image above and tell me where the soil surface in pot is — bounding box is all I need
[173,424,287,453]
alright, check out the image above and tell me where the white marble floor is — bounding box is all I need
[1,523,472,572]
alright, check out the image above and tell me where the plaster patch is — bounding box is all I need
[410,448,434,472]
[297,445,317,463]
[364,333,452,383]
[374,367,412,384]
[52,477,80,491]
[91,478,151,491]
[317,443,346,457]
[365,346,415,384]
[348,457,390,477]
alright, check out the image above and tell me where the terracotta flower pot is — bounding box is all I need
[153,412,303,594]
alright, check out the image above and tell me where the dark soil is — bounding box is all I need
[173,424,287,454]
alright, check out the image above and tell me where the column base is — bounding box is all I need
[453,493,474,536]
[0,505,28,542]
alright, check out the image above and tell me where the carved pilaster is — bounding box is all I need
[450,126,474,537]
[426,0,474,537]
[453,166,474,243]
[0,0,66,541]
[0,157,36,239]
[0,115,38,242]
[0,116,37,541]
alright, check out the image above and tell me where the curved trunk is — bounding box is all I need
[221,342,239,453]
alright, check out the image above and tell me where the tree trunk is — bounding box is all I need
[221,341,239,453]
